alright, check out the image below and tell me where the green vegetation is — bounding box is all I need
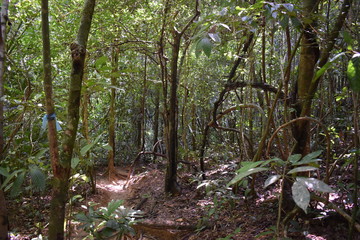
[0,0,359,239]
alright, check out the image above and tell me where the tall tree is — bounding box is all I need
[108,47,118,180]
[47,0,96,239]
[0,0,9,239]
[293,0,353,155]
[163,0,200,194]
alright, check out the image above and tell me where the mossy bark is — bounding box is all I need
[47,0,96,239]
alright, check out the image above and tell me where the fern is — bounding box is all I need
[10,171,26,198]
[29,165,46,192]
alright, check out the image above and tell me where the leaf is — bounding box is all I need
[105,219,120,230]
[293,158,321,166]
[282,3,294,12]
[228,167,268,186]
[197,37,212,57]
[347,53,360,92]
[10,171,26,198]
[292,151,322,166]
[75,212,92,223]
[292,181,310,213]
[106,200,123,216]
[218,23,231,31]
[296,177,334,193]
[287,166,318,174]
[95,56,108,69]
[279,15,289,29]
[80,132,103,156]
[290,16,301,29]
[264,175,281,188]
[208,33,221,43]
[71,157,80,169]
[314,52,346,83]
[0,169,23,190]
[0,167,9,177]
[288,154,302,164]
[29,165,46,192]
[302,150,322,161]
[80,143,94,157]
[110,71,122,78]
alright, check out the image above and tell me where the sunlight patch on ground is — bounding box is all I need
[97,179,127,193]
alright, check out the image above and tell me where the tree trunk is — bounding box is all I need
[163,0,199,195]
[0,1,9,239]
[293,0,320,155]
[108,47,118,180]
[48,0,95,239]
[165,30,181,194]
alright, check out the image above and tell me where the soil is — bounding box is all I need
[7,161,360,240]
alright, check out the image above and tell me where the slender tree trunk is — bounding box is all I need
[164,1,199,194]
[293,0,320,155]
[294,0,352,155]
[140,56,147,151]
[48,0,95,239]
[165,30,181,194]
[108,47,118,180]
[153,86,160,147]
[81,79,96,193]
[0,1,9,239]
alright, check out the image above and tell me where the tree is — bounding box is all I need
[158,0,200,194]
[293,0,353,155]
[44,0,96,239]
[0,1,10,239]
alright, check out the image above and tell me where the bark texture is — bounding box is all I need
[0,1,9,239]
[48,0,96,239]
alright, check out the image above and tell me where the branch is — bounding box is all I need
[312,194,360,233]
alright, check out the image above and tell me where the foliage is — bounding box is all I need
[228,151,334,213]
[347,53,360,92]
[74,200,142,239]
[0,164,47,197]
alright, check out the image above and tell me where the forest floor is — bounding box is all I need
[7,159,360,240]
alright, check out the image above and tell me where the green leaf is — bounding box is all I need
[343,31,353,45]
[292,181,310,213]
[290,16,301,29]
[288,154,302,164]
[296,177,334,193]
[0,167,9,177]
[10,171,26,198]
[264,175,281,188]
[228,167,268,186]
[287,166,318,174]
[29,165,46,192]
[95,56,108,69]
[237,161,264,172]
[110,71,122,78]
[302,150,322,161]
[75,212,92,223]
[279,15,289,29]
[0,169,23,190]
[105,219,120,230]
[106,200,123,216]
[71,157,81,169]
[293,158,321,166]
[314,52,346,83]
[347,53,360,92]
[80,132,103,156]
[197,37,213,57]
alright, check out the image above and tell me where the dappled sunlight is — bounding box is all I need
[97,179,127,193]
